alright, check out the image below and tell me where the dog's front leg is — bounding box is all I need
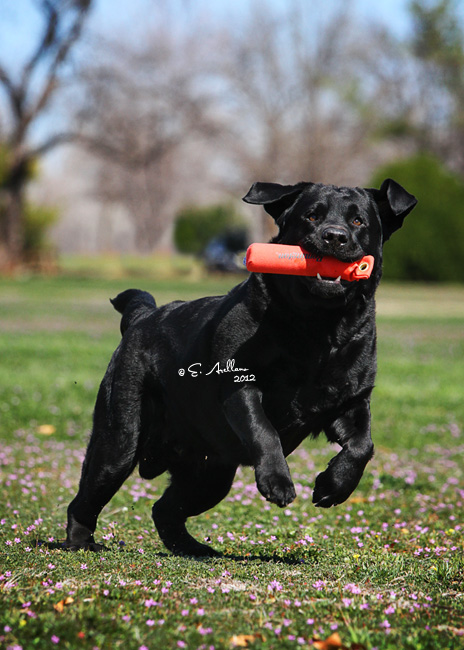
[313,399,374,508]
[223,388,296,507]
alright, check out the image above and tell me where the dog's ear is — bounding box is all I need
[242,182,307,225]
[367,178,417,242]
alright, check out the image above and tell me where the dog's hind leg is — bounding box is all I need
[64,444,137,551]
[137,392,169,480]
[64,362,143,551]
[152,459,236,557]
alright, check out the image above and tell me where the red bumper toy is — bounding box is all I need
[245,243,374,281]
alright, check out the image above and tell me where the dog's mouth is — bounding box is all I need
[316,273,342,284]
[307,273,347,296]
[301,276,357,307]
[297,240,366,296]
[303,254,353,299]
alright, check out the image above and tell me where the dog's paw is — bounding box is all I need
[171,539,221,559]
[62,540,108,552]
[152,510,221,558]
[160,530,220,558]
[312,461,362,508]
[256,465,296,508]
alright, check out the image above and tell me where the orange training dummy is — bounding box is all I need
[245,243,374,282]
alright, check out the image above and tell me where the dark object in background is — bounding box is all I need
[64,178,417,557]
[203,228,249,273]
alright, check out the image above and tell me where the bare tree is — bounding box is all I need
[205,0,392,237]
[61,0,422,252]
[335,1,464,177]
[0,0,92,268]
[409,0,464,173]
[74,28,222,251]
[70,1,389,249]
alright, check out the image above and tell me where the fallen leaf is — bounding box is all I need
[53,596,74,612]
[312,635,367,650]
[313,633,344,649]
[230,633,264,647]
[37,424,56,436]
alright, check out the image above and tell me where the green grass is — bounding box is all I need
[1,274,464,650]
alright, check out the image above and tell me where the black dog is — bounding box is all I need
[65,178,417,556]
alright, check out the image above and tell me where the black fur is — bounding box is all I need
[65,178,417,556]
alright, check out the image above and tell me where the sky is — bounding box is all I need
[0,0,415,154]
[0,0,416,142]
[89,0,413,35]
[0,0,430,248]
[92,0,414,42]
[1,0,413,73]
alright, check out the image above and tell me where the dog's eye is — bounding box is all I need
[352,217,363,226]
[307,214,318,222]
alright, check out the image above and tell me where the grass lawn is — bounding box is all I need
[0,272,463,650]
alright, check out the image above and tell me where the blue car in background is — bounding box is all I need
[203,229,249,273]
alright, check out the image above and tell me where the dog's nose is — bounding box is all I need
[322,226,349,247]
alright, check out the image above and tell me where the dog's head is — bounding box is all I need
[243,179,417,303]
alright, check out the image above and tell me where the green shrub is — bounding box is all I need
[23,202,59,263]
[1,143,59,267]
[370,153,464,282]
[174,203,245,255]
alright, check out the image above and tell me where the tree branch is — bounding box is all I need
[0,64,14,93]
[30,2,92,119]
[27,126,182,167]
[28,131,79,157]
[78,133,182,168]
[0,64,24,118]
[21,0,59,90]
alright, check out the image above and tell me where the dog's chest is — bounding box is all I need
[260,329,374,427]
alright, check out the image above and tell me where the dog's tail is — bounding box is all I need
[110,289,157,336]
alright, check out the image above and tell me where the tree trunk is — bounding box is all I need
[0,184,25,270]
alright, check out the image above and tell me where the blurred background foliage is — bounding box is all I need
[0,144,58,268]
[371,154,464,282]
[22,202,59,268]
[174,204,246,256]
[0,0,464,281]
